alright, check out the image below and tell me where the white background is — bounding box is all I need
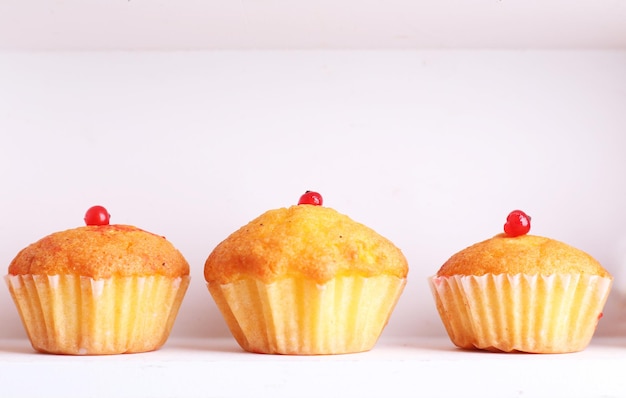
[1,1,626,344]
[2,0,626,50]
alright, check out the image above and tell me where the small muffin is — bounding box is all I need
[5,205,190,355]
[204,191,408,355]
[429,210,612,353]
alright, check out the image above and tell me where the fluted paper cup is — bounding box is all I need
[208,274,406,355]
[429,273,612,353]
[5,274,190,355]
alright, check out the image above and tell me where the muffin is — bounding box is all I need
[5,205,190,355]
[204,191,408,355]
[429,210,612,353]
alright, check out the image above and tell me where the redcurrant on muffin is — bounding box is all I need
[204,191,409,355]
[429,210,612,353]
[5,206,190,355]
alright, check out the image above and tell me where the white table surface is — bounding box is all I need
[1,337,624,398]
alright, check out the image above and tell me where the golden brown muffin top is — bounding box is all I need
[204,205,409,284]
[437,234,610,277]
[8,225,189,279]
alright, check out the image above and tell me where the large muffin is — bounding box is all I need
[204,192,408,355]
[429,210,612,353]
[5,206,190,355]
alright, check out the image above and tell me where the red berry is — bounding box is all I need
[298,191,323,206]
[84,205,110,226]
[503,210,531,237]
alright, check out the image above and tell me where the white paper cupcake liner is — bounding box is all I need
[208,274,406,355]
[5,274,190,355]
[429,273,612,353]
